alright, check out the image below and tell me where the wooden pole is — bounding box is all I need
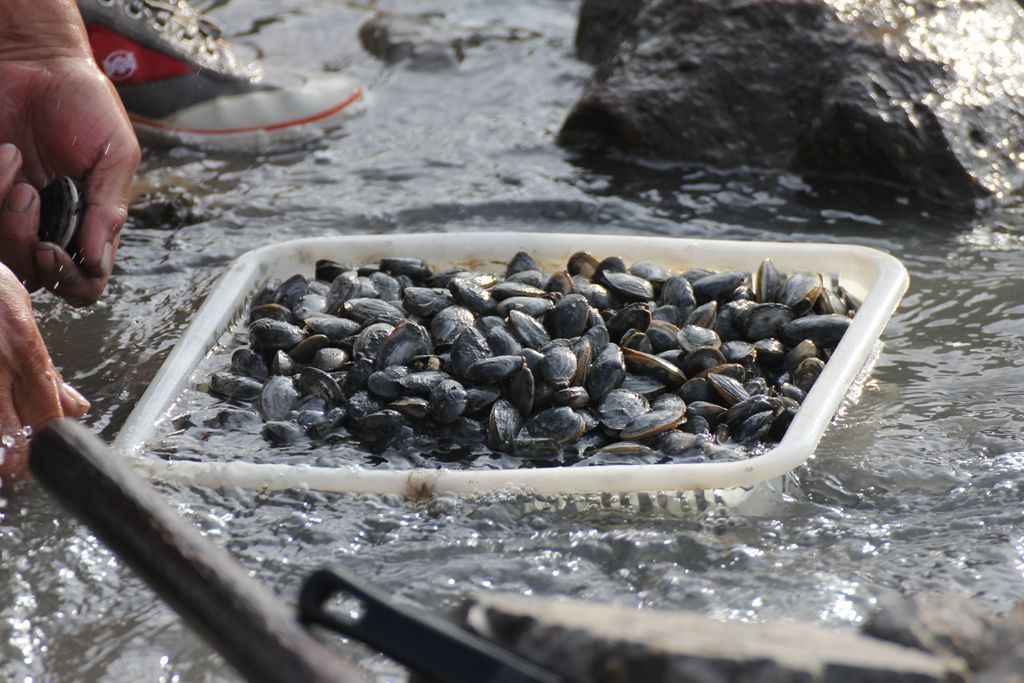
[29,419,370,683]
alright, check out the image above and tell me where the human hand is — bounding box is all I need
[0,5,140,306]
[0,262,90,484]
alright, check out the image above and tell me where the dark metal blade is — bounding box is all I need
[300,565,568,683]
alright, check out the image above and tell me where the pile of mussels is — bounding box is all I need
[205,251,858,464]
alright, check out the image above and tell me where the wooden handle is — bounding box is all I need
[29,419,369,683]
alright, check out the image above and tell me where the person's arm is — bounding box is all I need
[0,262,89,483]
[0,0,140,306]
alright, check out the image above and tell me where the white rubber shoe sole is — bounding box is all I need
[131,74,365,150]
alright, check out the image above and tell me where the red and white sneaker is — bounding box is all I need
[79,0,364,148]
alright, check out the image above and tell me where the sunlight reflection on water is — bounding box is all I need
[2,0,1024,681]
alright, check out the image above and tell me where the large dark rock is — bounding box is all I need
[561,0,1024,209]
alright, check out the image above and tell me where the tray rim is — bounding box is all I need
[115,231,909,497]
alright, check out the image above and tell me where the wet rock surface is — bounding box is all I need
[443,592,1024,683]
[453,593,963,683]
[359,12,540,70]
[574,0,644,66]
[126,189,206,231]
[864,593,1024,680]
[561,0,1024,209]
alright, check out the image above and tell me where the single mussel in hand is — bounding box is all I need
[38,176,84,254]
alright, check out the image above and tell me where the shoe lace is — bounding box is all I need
[126,0,228,60]
[144,0,223,37]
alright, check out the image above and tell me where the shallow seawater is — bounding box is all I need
[4,0,1024,681]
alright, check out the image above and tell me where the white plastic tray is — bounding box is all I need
[115,232,908,497]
